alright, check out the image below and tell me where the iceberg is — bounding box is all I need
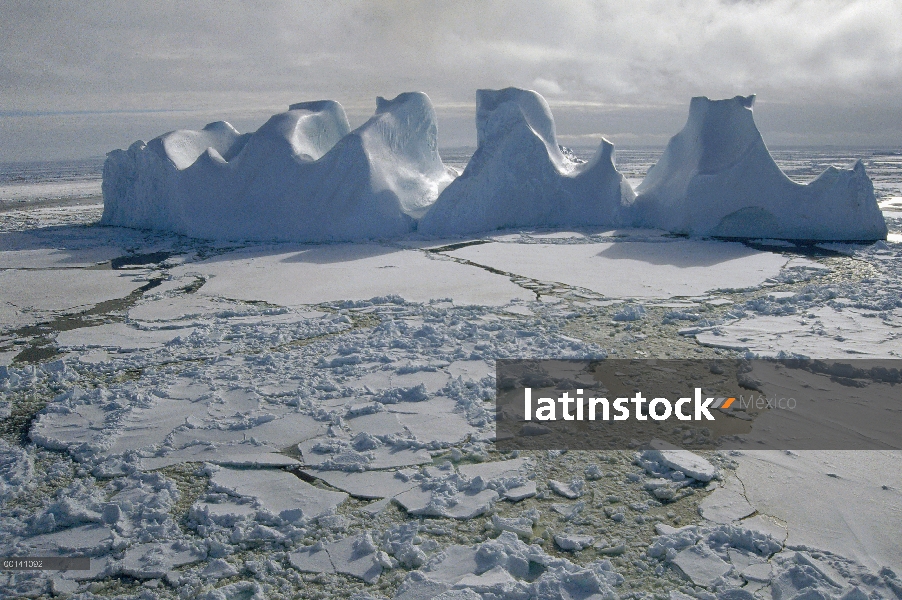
[632,95,887,241]
[101,93,455,242]
[102,90,885,243]
[418,87,635,236]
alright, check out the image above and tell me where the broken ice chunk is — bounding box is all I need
[120,541,206,579]
[643,477,689,501]
[612,304,646,321]
[22,524,114,556]
[394,486,499,520]
[490,515,534,538]
[596,543,627,556]
[210,467,347,522]
[641,439,718,482]
[288,544,333,575]
[201,558,239,581]
[672,544,731,587]
[327,533,383,583]
[548,478,584,499]
[584,464,603,480]
[382,522,428,568]
[289,533,383,583]
[699,475,755,524]
[503,481,537,501]
[553,533,594,551]
[190,500,257,526]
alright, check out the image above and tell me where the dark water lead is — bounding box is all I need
[110,251,175,269]
[8,278,164,365]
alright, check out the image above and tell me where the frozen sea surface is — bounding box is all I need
[1,149,901,598]
[0,158,104,210]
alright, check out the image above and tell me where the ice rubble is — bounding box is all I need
[646,521,902,599]
[687,240,902,359]
[633,95,887,241]
[418,87,634,235]
[0,439,34,501]
[4,207,902,596]
[102,94,454,242]
[393,531,624,599]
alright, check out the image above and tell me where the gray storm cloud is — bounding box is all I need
[1,0,900,160]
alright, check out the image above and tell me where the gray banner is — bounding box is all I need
[495,359,902,450]
[1,557,91,571]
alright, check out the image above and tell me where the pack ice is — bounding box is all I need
[418,87,635,235]
[101,94,454,242]
[633,95,887,241]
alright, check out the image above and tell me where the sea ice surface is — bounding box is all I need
[210,467,348,523]
[735,450,902,574]
[447,239,791,298]
[168,244,532,306]
[55,322,194,351]
[694,305,902,358]
[0,269,144,330]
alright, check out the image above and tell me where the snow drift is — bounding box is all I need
[632,95,887,241]
[418,87,635,236]
[101,93,455,242]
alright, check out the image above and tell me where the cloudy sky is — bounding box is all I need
[2,0,900,161]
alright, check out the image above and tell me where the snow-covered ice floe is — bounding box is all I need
[445,237,790,299]
[686,241,902,358]
[647,520,902,598]
[418,87,634,236]
[718,450,902,576]
[633,95,887,241]
[101,94,455,242]
[166,243,533,306]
